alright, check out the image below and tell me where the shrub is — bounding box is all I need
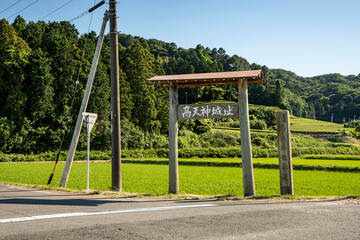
[150,133,168,149]
[250,119,267,130]
[200,130,239,148]
[179,147,241,158]
[179,119,214,134]
[215,118,240,128]
[0,117,14,153]
[193,119,213,134]
[120,119,169,150]
[252,137,268,147]
[356,125,360,132]
[344,120,360,128]
[1,142,359,162]
[178,129,201,149]
[179,120,196,132]
[249,106,279,128]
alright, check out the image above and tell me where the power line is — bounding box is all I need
[74,0,97,86]
[68,1,105,23]
[40,0,75,20]
[68,10,90,23]
[7,0,39,20]
[0,0,104,60]
[0,0,22,15]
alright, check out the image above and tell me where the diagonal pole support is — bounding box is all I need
[59,11,109,188]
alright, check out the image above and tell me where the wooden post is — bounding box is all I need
[276,110,294,195]
[238,79,256,196]
[169,84,179,194]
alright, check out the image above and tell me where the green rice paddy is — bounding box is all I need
[289,115,343,133]
[0,161,359,197]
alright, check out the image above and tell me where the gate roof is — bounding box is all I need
[148,70,264,88]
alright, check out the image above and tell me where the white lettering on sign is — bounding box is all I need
[178,103,239,120]
[182,106,192,118]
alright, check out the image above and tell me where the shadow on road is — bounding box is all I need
[0,196,217,206]
[1,184,358,207]
[0,198,122,206]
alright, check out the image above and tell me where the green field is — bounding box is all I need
[289,116,343,133]
[122,157,360,170]
[216,115,344,133]
[0,162,359,196]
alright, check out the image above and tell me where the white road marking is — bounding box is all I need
[0,204,217,223]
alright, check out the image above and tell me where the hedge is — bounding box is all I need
[1,144,359,162]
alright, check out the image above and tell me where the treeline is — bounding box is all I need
[0,17,166,153]
[1,16,359,154]
[270,70,360,123]
[119,33,360,122]
[119,34,285,107]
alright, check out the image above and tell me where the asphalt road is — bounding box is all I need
[0,183,359,239]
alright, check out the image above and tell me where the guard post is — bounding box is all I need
[148,70,265,196]
[276,110,294,195]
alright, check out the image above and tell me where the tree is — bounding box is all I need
[12,16,26,35]
[24,48,54,122]
[120,40,167,133]
[0,19,31,127]
[273,79,287,109]
[119,68,133,120]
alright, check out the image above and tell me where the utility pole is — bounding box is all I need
[109,0,121,191]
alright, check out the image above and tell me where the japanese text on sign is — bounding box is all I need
[177,103,239,120]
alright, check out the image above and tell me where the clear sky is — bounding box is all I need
[1,0,359,77]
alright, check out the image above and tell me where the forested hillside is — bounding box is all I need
[0,16,359,153]
[0,16,167,153]
[120,34,360,123]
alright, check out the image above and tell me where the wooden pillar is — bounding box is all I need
[238,79,256,196]
[169,84,179,194]
[276,110,294,195]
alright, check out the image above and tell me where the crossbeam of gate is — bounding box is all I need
[148,70,265,197]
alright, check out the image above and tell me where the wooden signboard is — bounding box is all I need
[177,103,239,120]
